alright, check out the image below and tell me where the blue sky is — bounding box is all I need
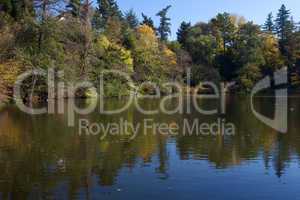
[116,0,300,39]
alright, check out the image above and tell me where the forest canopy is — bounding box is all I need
[0,1,300,101]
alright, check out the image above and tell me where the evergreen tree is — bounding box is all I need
[141,13,155,30]
[124,9,139,29]
[93,0,122,30]
[263,12,274,33]
[275,4,292,40]
[156,5,171,41]
[213,12,236,52]
[67,0,81,17]
[177,21,191,46]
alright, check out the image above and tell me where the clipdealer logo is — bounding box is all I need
[12,67,288,137]
[250,69,288,133]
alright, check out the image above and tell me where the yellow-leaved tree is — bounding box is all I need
[0,61,24,101]
[134,25,162,82]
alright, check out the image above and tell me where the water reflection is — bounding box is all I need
[0,96,299,199]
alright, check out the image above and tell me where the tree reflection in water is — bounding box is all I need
[0,97,299,199]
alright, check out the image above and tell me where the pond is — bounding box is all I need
[0,96,299,199]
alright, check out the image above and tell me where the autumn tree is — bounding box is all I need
[133,24,161,81]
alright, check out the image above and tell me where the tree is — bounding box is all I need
[133,25,162,81]
[275,4,297,69]
[263,12,274,33]
[177,21,191,47]
[104,17,123,43]
[94,0,122,28]
[235,22,266,91]
[212,12,236,53]
[275,4,293,41]
[0,60,24,98]
[234,22,265,67]
[237,63,262,92]
[156,5,171,42]
[66,0,81,17]
[167,41,192,81]
[8,0,35,19]
[93,35,133,72]
[261,33,284,76]
[141,13,155,31]
[191,64,221,86]
[124,9,139,29]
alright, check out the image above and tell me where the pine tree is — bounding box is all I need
[275,4,292,40]
[177,21,191,46]
[93,0,122,29]
[156,5,171,41]
[141,13,155,30]
[213,12,236,53]
[124,9,139,29]
[67,0,81,17]
[263,12,274,33]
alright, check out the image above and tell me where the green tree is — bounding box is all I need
[263,12,274,33]
[212,12,236,53]
[156,5,171,42]
[177,21,191,47]
[275,4,297,69]
[275,4,293,41]
[234,22,265,67]
[190,64,220,86]
[66,0,81,17]
[93,0,122,29]
[9,0,34,19]
[124,9,139,29]
[237,63,262,92]
[235,22,265,91]
[141,13,155,31]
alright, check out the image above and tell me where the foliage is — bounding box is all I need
[1,1,300,101]
[156,5,171,42]
[237,63,262,91]
[124,9,139,29]
[263,13,275,33]
[190,64,221,86]
[67,0,81,17]
[93,0,122,28]
[141,13,155,31]
[177,21,191,47]
[133,25,161,81]
[0,60,24,97]
[93,35,133,72]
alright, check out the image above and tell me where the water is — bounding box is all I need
[0,96,299,200]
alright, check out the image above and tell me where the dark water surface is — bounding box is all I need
[0,96,299,200]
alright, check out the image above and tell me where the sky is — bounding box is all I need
[116,0,300,39]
